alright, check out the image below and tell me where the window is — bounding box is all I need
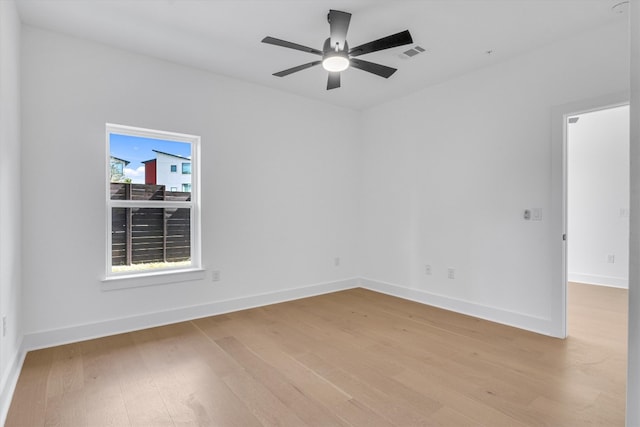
[110,156,128,182]
[105,124,201,284]
[112,162,123,176]
[182,162,191,174]
[170,164,177,173]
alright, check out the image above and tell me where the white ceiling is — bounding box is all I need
[16,0,627,110]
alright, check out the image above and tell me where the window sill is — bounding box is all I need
[101,268,206,291]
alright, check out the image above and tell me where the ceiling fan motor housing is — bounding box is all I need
[323,38,349,54]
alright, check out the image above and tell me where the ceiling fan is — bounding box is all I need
[262,9,413,90]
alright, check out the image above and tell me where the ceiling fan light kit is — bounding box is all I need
[322,51,350,72]
[262,9,413,90]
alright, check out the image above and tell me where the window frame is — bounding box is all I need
[103,123,203,289]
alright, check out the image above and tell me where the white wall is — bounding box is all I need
[568,105,629,288]
[627,1,640,424]
[360,20,629,337]
[20,27,361,345]
[12,8,640,425]
[0,0,23,420]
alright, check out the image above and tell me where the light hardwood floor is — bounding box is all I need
[6,283,627,426]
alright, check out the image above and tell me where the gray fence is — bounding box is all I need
[110,183,191,266]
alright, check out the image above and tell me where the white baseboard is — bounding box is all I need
[8,275,564,424]
[0,338,26,427]
[568,273,628,289]
[23,277,359,351]
[360,278,559,337]
[19,277,566,352]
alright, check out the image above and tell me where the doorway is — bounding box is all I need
[567,105,629,290]
[565,104,629,339]
[551,92,629,338]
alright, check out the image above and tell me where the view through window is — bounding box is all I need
[106,124,200,276]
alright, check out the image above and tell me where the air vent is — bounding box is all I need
[404,48,419,57]
[399,45,426,59]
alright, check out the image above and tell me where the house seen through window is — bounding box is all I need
[107,124,200,276]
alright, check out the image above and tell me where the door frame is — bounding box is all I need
[551,91,629,338]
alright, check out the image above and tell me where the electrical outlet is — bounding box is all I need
[607,254,615,264]
[212,270,221,282]
[334,257,340,267]
[447,268,455,279]
[425,264,432,275]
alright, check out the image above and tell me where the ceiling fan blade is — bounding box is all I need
[349,30,413,57]
[262,36,323,56]
[273,61,322,77]
[327,72,341,90]
[328,9,351,51]
[349,58,397,78]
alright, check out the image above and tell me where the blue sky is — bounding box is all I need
[110,133,191,183]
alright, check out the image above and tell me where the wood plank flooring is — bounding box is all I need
[6,283,627,426]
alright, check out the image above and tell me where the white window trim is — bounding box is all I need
[101,268,206,291]
[104,123,202,289]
